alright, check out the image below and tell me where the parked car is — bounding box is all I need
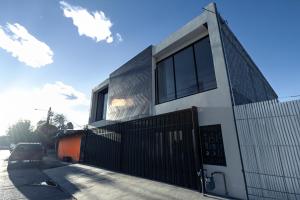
[8,143,45,163]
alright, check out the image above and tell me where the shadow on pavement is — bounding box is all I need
[45,164,205,200]
[3,151,74,200]
[44,164,115,196]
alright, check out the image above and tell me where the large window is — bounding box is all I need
[95,88,108,121]
[156,35,216,104]
[194,36,217,92]
[174,46,198,98]
[156,57,176,103]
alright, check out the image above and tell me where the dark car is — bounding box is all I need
[9,143,45,163]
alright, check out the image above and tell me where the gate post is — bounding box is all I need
[79,130,88,163]
[191,106,205,193]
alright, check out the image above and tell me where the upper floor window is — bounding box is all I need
[194,36,216,92]
[156,35,217,104]
[95,88,108,121]
[174,46,198,98]
[156,57,176,103]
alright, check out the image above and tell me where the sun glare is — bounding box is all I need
[0,83,89,135]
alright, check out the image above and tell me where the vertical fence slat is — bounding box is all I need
[234,100,300,199]
[81,108,202,192]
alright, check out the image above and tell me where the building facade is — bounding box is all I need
[88,3,277,199]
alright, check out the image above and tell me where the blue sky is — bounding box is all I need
[0,0,299,134]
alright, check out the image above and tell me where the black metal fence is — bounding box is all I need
[234,99,300,200]
[83,125,121,172]
[81,108,203,191]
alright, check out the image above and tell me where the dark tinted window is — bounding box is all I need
[157,57,175,103]
[174,46,198,98]
[194,36,216,92]
[16,144,42,151]
[95,88,108,121]
[27,144,42,151]
[200,125,226,166]
[155,35,217,104]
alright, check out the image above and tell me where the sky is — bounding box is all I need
[0,0,299,135]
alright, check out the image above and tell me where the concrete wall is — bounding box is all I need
[152,3,246,199]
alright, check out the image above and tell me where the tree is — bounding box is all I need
[66,122,74,130]
[35,113,73,149]
[52,114,67,130]
[35,121,58,149]
[37,120,46,127]
[6,120,38,144]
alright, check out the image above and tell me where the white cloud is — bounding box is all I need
[60,1,116,43]
[116,33,123,42]
[0,82,90,135]
[0,23,53,68]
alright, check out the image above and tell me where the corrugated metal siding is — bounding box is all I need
[234,99,300,199]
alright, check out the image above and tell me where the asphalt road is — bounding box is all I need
[0,150,73,200]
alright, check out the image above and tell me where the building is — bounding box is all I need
[87,3,277,199]
[56,130,88,162]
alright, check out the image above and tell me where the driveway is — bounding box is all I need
[0,150,73,200]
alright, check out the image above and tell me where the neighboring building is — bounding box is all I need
[87,3,277,199]
[56,130,87,162]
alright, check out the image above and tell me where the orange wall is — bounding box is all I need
[58,135,82,162]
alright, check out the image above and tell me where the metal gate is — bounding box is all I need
[81,107,203,191]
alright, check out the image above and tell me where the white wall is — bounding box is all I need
[152,3,246,199]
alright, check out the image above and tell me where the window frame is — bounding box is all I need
[94,87,108,121]
[155,35,217,105]
[173,45,198,98]
[200,124,226,166]
[193,36,217,93]
[155,57,176,104]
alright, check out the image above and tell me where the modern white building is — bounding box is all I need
[87,3,277,199]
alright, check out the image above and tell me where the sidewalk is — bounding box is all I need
[44,164,217,200]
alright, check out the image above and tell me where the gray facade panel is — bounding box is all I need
[106,46,153,121]
[220,19,278,105]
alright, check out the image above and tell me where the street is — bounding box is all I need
[0,150,73,200]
